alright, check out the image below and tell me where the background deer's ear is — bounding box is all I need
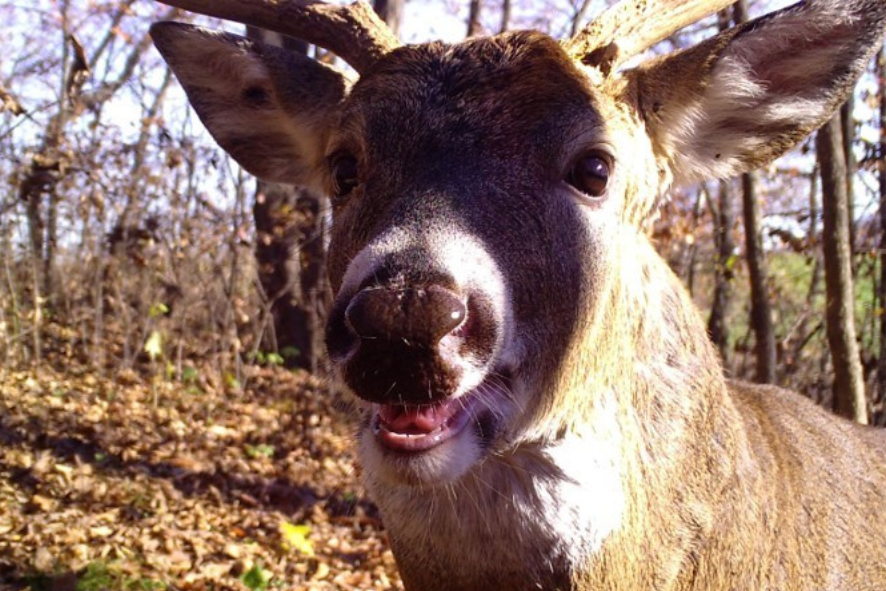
[151,22,349,188]
[626,0,886,188]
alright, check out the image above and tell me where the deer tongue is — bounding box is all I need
[377,401,459,435]
[373,398,476,452]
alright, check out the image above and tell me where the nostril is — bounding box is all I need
[345,285,466,346]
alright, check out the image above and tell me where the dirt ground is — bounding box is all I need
[0,364,403,591]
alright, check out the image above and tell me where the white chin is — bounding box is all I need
[359,419,483,487]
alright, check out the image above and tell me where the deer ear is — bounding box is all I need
[150,22,349,187]
[628,0,886,188]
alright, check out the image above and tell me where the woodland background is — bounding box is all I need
[0,0,884,589]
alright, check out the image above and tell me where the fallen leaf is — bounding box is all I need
[33,546,55,571]
[280,521,314,556]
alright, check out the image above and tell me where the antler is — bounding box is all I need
[563,0,736,74]
[152,0,401,73]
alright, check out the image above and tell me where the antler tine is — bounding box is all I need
[153,0,401,73]
[563,0,736,74]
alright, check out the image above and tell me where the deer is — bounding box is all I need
[150,0,886,589]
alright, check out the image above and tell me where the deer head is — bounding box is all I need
[151,1,886,588]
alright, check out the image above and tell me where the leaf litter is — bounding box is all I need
[0,365,402,591]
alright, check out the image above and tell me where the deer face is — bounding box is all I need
[321,33,660,484]
[151,0,885,488]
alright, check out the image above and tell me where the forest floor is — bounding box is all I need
[0,361,402,591]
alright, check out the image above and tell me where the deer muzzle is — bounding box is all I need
[326,234,510,462]
[329,278,496,401]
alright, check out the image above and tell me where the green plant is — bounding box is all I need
[247,350,285,367]
[181,365,199,383]
[280,346,300,361]
[265,352,284,366]
[124,577,167,590]
[76,561,114,591]
[245,443,275,459]
[240,564,272,591]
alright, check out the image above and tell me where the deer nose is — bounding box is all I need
[326,280,479,405]
[345,285,466,346]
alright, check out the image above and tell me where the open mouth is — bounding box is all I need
[370,371,512,453]
[372,397,474,452]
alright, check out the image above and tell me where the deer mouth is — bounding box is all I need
[372,399,473,452]
[370,371,512,454]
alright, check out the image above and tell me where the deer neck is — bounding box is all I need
[514,231,743,590]
[562,231,747,590]
[532,228,727,439]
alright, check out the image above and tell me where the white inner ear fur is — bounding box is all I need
[663,2,865,187]
[665,55,828,184]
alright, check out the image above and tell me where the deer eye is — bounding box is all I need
[566,151,612,198]
[330,152,359,200]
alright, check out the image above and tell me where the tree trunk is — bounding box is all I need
[808,165,822,301]
[708,180,734,367]
[732,1,749,27]
[247,27,325,372]
[373,0,403,36]
[44,193,57,298]
[742,172,777,384]
[252,182,326,372]
[706,9,737,368]
[569,0,594,37]
[789,166,822,371]
[467,0,483,37]
[841,98,857,261]
[732,0,776,384]
[499,0,511,33]
[877,47,886,422]
[817,115,868,424]
[686,188,704,297]
[25,194,42,363]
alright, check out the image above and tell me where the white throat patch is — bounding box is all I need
[367,419,626,586]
